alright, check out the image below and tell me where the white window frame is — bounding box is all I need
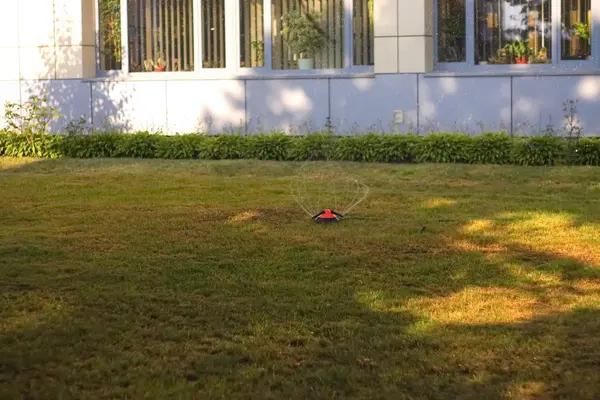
[433,0,600,73]
[96,0,374,78]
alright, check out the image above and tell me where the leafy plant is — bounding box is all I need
[288,133,336,161]
[114,132,161,158]
[572,22,590,42]
[3,96,63,157]
[251,40,265,66]
[281,10,327,58]
[333,134,382,162]
[563,99,583,138]
[376,134,420,163]
[415,133,470,163]
[511,136,565,166]
[247,133,293,161]
[156,134,209,159]
[206,134,249,159]
[468,133,512,164]
[569,137,600,166]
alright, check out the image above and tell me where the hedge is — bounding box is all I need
[1,131,600,166]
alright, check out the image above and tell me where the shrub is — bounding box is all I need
[416,133,471,163]
[511,136,565,166]
[3,96,62,157]
[333,134,382,162]
[468,133,512,164]
[156,134,209,159]
[205,134,249,159]
[377,134,421,163]
[1,129,600,167]
[247,133,293,161]
[114,131,161,158]
[569,138,600,166]
[288,132,336,161]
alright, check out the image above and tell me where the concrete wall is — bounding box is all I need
[2,1,600,136]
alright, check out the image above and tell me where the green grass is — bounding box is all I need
[1,157,600,399]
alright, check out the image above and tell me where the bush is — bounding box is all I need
[205,134,248,159]
[416,133,471,163]
[569,138,600,166]
[511,136,565,166]
[114,131,161,158]
[247,133,293,161]
[377,134,421,163]
[468,133,512,164]
[156,134,209,159]
[333,134,382,162]
[1,129,600,167]
[61,132,121,158]
[288,132,336,161]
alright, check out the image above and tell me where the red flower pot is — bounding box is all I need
[154,65,166,72]
[515,57,527,64]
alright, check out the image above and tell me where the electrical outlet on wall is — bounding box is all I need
[393,110,404,124]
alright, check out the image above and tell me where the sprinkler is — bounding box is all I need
[312,209,343,223]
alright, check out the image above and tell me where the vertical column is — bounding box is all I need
[374,0,434,73]
[54,0,97,79]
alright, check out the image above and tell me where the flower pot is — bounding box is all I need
[515,57,527,64]
[154,65,166,72]
[297,58,314,70]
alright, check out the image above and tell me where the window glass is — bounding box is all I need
[202,0,226,68]
[353,0,374,66]
[99,0,122,71]
[127,0,195,72]
[475,0,552,65]
[438,0,466,62]
[240,0,264,68]
[561,0,592,60]
[272,0,344,70]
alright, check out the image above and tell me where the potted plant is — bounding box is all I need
[143,52,167,72]
[572,22,590,59]
[281,9,327,70]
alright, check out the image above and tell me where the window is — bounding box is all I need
[435,0,598,68]
[240,0,265,68]
[353,0,374,65]
[561,0,592,60]
[98,0,122,71]
[97,0,374,75]
[476,0,551,65]
[437,0,466,62]
[127,0,195,72]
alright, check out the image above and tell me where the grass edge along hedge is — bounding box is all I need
[1,131,600,166]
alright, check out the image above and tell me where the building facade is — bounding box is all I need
[0,0,599,136]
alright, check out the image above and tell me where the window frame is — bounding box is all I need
[95,0,374,78]
[433,0,600,73]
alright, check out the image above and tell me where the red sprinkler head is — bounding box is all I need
[312,209,343,223]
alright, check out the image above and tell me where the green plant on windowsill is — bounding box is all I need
[251,40,265,66]
[488,48,511,64]
[281,9,327,70]
[572,22,591,59]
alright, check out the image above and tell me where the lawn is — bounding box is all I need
[1,157,600,399]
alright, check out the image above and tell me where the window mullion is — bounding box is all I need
[466,0,475,66]
[264,0,273,71]
[120,0,129,73]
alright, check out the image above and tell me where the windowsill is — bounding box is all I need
[84,68,376,82]
[425,62,600,77]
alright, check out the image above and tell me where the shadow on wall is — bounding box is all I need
[21,17,131,134]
